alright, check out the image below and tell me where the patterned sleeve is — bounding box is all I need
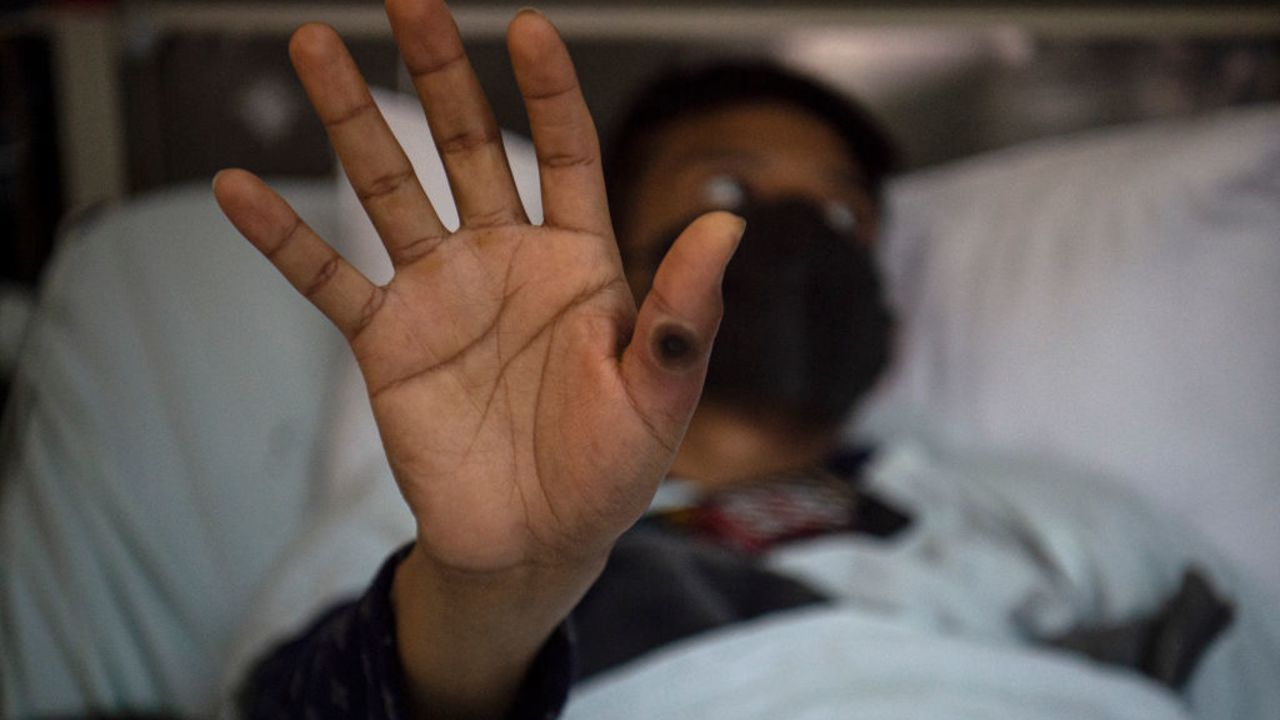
[236,544,577,720]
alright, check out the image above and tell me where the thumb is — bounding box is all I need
[619,210,745,443]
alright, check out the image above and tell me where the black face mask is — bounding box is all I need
[648,195,895,427]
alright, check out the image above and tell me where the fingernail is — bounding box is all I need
[212,169,226,192]
[516,6,543,17]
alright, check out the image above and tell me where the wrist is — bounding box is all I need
[391,542,603,718]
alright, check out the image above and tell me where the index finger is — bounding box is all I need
[507,10,612,237]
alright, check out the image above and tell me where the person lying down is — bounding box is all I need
[212,1,1280,718]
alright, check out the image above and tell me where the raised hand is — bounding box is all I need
[214,1,741,715]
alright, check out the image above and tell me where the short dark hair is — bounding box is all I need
[603,61,901,237]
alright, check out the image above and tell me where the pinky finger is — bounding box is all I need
[214,169,383,339]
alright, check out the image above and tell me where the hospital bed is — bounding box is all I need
[1,14,1279,719]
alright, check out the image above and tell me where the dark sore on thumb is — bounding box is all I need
[651,323,700,370]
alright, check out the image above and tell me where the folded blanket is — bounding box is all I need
[566,444,1280,719]
[564,605,1193,720]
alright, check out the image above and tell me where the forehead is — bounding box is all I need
[643,102,861,183]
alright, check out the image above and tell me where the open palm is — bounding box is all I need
[214,1,742,577]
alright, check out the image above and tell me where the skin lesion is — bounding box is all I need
[653,324,700,370]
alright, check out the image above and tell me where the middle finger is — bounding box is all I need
[290,23,449,266]
[387,0,528,229]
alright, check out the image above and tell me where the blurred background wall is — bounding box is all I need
[2,0,1279,293]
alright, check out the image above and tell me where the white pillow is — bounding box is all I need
[859,105,1280,593]
[0,180,342,716]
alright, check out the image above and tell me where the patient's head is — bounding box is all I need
[607,62,897,269]
[605,62,899,435]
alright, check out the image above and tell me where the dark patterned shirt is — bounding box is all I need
[237,452,908,719]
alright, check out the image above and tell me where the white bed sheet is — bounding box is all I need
[566,444,1280,720]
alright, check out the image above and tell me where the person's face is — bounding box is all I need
[619,101,878,296]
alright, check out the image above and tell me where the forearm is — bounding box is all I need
[392,542,605,719]
[238,544,585,720]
